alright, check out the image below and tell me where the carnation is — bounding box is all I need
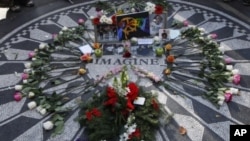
[28,92,35,98]
[43,121,54,130]
[15,85,23,91]
[27,101,37,109]
[39,43,47,50]
[24,63,32,69]
[62,26,68,31]
[39,108,47,115]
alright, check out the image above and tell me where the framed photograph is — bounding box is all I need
[116,11,150,41]
[149,12,167,36]
[159,29,170,40]
[95,24,119,43]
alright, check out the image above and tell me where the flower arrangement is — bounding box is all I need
[77,68,170,141]
[161,21,242,107]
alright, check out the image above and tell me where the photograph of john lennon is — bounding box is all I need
[116,11,150,41]
[96,24,118,42]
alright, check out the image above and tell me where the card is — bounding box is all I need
[137,38,153,45]
[78,44,93,54]
[133,97,146,105]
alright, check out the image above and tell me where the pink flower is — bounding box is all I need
[96,11,103,17]
[28,52,35,58]
[224,57,232,64]
[78,18,84,25]
[183,20,189,26]
[21,73,29,80]
[224,92,232,103]
[233,74,241,85]
[210,33,218,39]
[14,92,22,101]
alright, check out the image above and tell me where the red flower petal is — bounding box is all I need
[126,99,134,110]
[86,111,92,121]
[127,82,139,101]
[104,97,118,106]
[129,128,141,139]
[123,51,131,58]
[155,5,164,14]
[91,108,102,117]
[152,99,159,111]
[92,17,100,25]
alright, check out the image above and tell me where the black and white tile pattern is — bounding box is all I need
[0,0,250,141]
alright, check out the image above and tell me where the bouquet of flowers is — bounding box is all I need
[77,69,170,141]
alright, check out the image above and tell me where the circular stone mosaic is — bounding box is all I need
[0,0,250,141]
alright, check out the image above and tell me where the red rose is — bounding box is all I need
[152,99,159,111]
[127,82,139,101]
[107,87,116,98]
[123,51,131,58]
[92,17,100,25]
[104,97,118,106]
[91,108,102,117]
[126,99,134,110]
[129,128,140,139]
[86,111,92,121]
[155,5,164,14]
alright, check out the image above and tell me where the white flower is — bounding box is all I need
[36,105,43,112]
[39,43,47,50]
[62,26,68,31]
[218,46,225,54]
[230,87,239,95]
[153,36,160,43]
[27,101,37,109]
[23,68,32,73]
[144,2,155,14]
[226,65,233,71]
[128,127,136,134]
[198,28,205,33]
[15,85,23,91]
[223,72,232,76]
[23,79,28,84]
[232,69,239,75]
[217,95,225,101]
[34,49,38,52]
[43,121,54,130]
[59,31,63,35]
[24,62,32,69]
[131,37,138,43]
[198,37,205,40]
[32,58,37,61]
[227,76,233,82]
[100,15,108,23]
[39,108,47,115]
[218,100,224,106]
[28,92,35,98]
[106,18,113,24]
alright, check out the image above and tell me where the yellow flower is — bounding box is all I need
[93,42,101,49]
[78,68,87,75]
[165,44,172,51]
[164,68,171,75]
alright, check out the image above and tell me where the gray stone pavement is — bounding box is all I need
[0,0,249,141]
